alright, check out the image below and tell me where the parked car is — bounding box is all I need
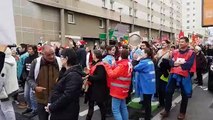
[208,56,213,92]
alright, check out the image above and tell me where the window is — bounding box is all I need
[193,7,195,10]
[102,0,106,7]
[187,2,190,5]
[148,0,150,4]
[187,14,190,17]
[187,20,190,23]
[187,26,190,29]
[147,14,150,20]
[68,13,75,24]
[110,0,114,9]
[193,1,195,4]
[134,9,137,17]
[99,19,104,28]
[187,8,190,11]
[129,7,133,16]
[193,26,195,28]
[193,19,195,22]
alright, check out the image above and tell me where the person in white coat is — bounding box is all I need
[0,47,19,120]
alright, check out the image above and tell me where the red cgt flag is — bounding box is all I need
[179,30,184,39]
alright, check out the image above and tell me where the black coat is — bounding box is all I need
[49,65,83,120]
[76,47,87,68]
[196,52,207,72]
[159,58,171,78]
[86,61,109,103]
[22,54,38,80]
[0,52,5,73]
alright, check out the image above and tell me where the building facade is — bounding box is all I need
[13,0,182,45]
[182,0,209,38]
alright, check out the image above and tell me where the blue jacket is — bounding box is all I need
[134,58,156,95]
[17,52,29,80]
[167,73,192,98]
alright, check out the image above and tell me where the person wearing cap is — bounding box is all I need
[194,46,207,86]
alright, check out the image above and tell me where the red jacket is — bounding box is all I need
[170,49,195,77]
[105,59,132,99]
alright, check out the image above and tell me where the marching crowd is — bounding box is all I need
[0,36,212,120]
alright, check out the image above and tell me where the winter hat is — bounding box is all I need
[195,46,201,51]
[77,40,87,46]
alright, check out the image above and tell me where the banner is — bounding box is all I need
[0,0,17,45]
[202,0,213,27]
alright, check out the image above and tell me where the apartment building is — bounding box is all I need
[13,0,182,45]
[182,0,209,38]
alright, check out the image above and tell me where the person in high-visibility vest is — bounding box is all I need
[105,49,132,120]
[160,37,196,120]
[85,50,109,120]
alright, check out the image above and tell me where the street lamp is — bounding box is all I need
[118,7,123,23]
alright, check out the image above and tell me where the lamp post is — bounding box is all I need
[118,7,123,23]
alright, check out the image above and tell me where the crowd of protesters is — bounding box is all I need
[0,36,213,120]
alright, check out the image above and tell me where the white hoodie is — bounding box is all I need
[0,47,19,100]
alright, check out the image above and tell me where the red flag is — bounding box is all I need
[179,30,184,39]
[192,34,198,43]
